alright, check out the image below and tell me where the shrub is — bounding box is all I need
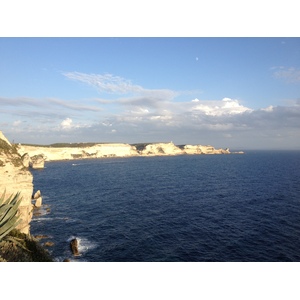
[0,191,22,241]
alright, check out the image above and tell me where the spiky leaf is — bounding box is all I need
[0,191,22,241]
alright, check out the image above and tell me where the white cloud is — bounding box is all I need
[63,72,143,94]
[190,97,252,116]
[3,100,300,149]
[273,67,300,83]
[63,71,178,100]
[1,72,300,149]
[261,106,274,112]
[13,120,22,126]
[61,118,73,130]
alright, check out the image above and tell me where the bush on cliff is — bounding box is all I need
[0,191,22,241]
[0,191,53,262]
[0,229,53,262]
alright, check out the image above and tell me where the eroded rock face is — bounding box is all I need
[33,189,42,207]
[0,131,34,234]
[17,142,232,161]
[21,153,31,168]
[30,154,45,169]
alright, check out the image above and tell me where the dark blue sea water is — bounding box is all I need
[30,151,300,262]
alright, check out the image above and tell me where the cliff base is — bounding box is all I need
[0,229,53,262]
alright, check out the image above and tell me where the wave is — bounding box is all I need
[31,217,54,222]
[32,216,74,222]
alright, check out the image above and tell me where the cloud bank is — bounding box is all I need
[1,72,300,150]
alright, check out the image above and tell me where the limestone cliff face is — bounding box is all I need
[183,144,230,154]
[139,142,184,156]
[17,141,231,163]
[0,131,33,234]
[17,143,139,161]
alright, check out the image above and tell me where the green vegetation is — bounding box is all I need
[177,145,186,150]
[0,229,53,262]
[21,142,106,148]
[0,140,24,168]
[131,143,161,151]
[0,139,19,156]
[17,142,184,151]
[0,191,53,262]
[50,142,99,148]
[0,191,22,241]
[0,139,18,154]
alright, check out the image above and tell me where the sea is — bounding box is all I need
[29,151,300,262]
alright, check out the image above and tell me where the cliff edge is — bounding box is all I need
[0,131,33,234]
[17,142,232,164]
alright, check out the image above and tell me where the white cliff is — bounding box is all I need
[0,131,34,234]
[17,143,139,161]
[17,141,234,164]
[139,142,184,156]
[183,144,230,154]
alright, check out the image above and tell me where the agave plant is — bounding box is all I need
[0,191,22,241]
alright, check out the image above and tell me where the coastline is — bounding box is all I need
[1,130,243,261]
[16,142,241,167]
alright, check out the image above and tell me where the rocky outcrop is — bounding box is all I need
[17,142,235,163]
[183,144,230,154]
[33,190,42,207]
[0,131,34,234]
[139,142,184,156]
[21,153,31,168]
[70,238,80,256]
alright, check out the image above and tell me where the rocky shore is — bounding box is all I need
[0,131,53,261]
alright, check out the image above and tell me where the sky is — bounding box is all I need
[1,37,300,150]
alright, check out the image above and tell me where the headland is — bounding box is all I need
[16,141,241,169]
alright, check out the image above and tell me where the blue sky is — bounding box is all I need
[1,37,300,150]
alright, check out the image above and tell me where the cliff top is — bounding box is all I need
[21,142,171,148]
[0,131,11,146]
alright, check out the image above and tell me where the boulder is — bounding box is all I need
[33,190,41,199]
[44,241,54,247]
[33,189,42,207]
[34,197,42,207]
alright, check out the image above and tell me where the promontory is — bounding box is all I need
[16,141,239,168]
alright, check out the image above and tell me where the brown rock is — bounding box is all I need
[34,235,49,240]
[44,241,54,247]
[70,238,80,256]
